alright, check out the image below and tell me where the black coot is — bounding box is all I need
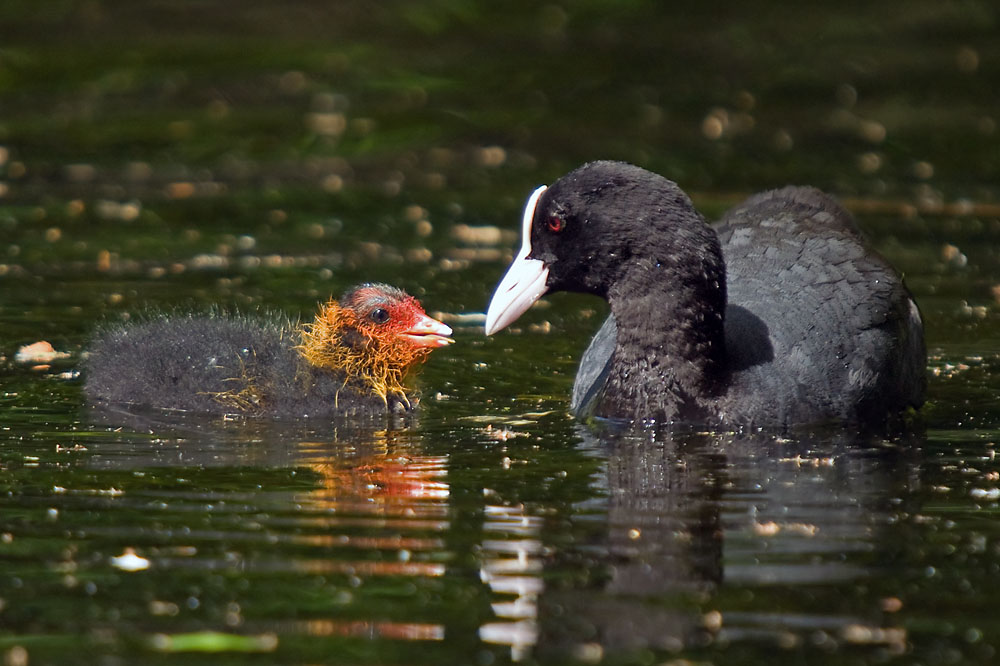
[485,161,925,428]
[85,283,453,418]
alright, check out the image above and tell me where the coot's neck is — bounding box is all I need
[602,234,728,423]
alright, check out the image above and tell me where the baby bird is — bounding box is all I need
[84,284,453,418]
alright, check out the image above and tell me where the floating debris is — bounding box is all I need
[15,341,70,364]
[941,243,968,268]
[110,547,151,572]
[482,424,529,442]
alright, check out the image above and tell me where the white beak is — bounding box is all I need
[484,185,549,335]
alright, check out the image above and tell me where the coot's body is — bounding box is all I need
[85,284,453,419]
[486,162,925,429]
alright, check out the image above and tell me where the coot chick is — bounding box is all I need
[485,161,925,428]
[85,284,453,418]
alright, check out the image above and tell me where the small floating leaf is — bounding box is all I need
[149,631,278,653]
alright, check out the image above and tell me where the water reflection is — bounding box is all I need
[525,427,918,662]
[84,405,422,468]
[286,435,450,644]
[36,413,456,654]
[0,402,948,663]
[479,504,545,660]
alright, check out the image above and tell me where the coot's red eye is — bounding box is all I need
[548,215,565,233]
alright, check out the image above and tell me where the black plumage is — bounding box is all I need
[486,161,925,428]
[85,284,453,419]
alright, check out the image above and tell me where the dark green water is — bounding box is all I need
[3,1,1000,664]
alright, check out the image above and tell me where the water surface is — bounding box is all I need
[2,1,1000,664]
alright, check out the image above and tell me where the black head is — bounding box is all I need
[486,161,718,334]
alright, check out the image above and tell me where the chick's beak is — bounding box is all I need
[401,313,454,348]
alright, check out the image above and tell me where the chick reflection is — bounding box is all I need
[82,414,453,645]
[303,434,449,511]
[532,428,914,661]
[291,430,450,642]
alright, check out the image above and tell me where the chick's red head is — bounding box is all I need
[299,283,452,402]
[341,284,453,351]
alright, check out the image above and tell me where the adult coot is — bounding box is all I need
[85,283,453,418]
[485,161,925,428]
